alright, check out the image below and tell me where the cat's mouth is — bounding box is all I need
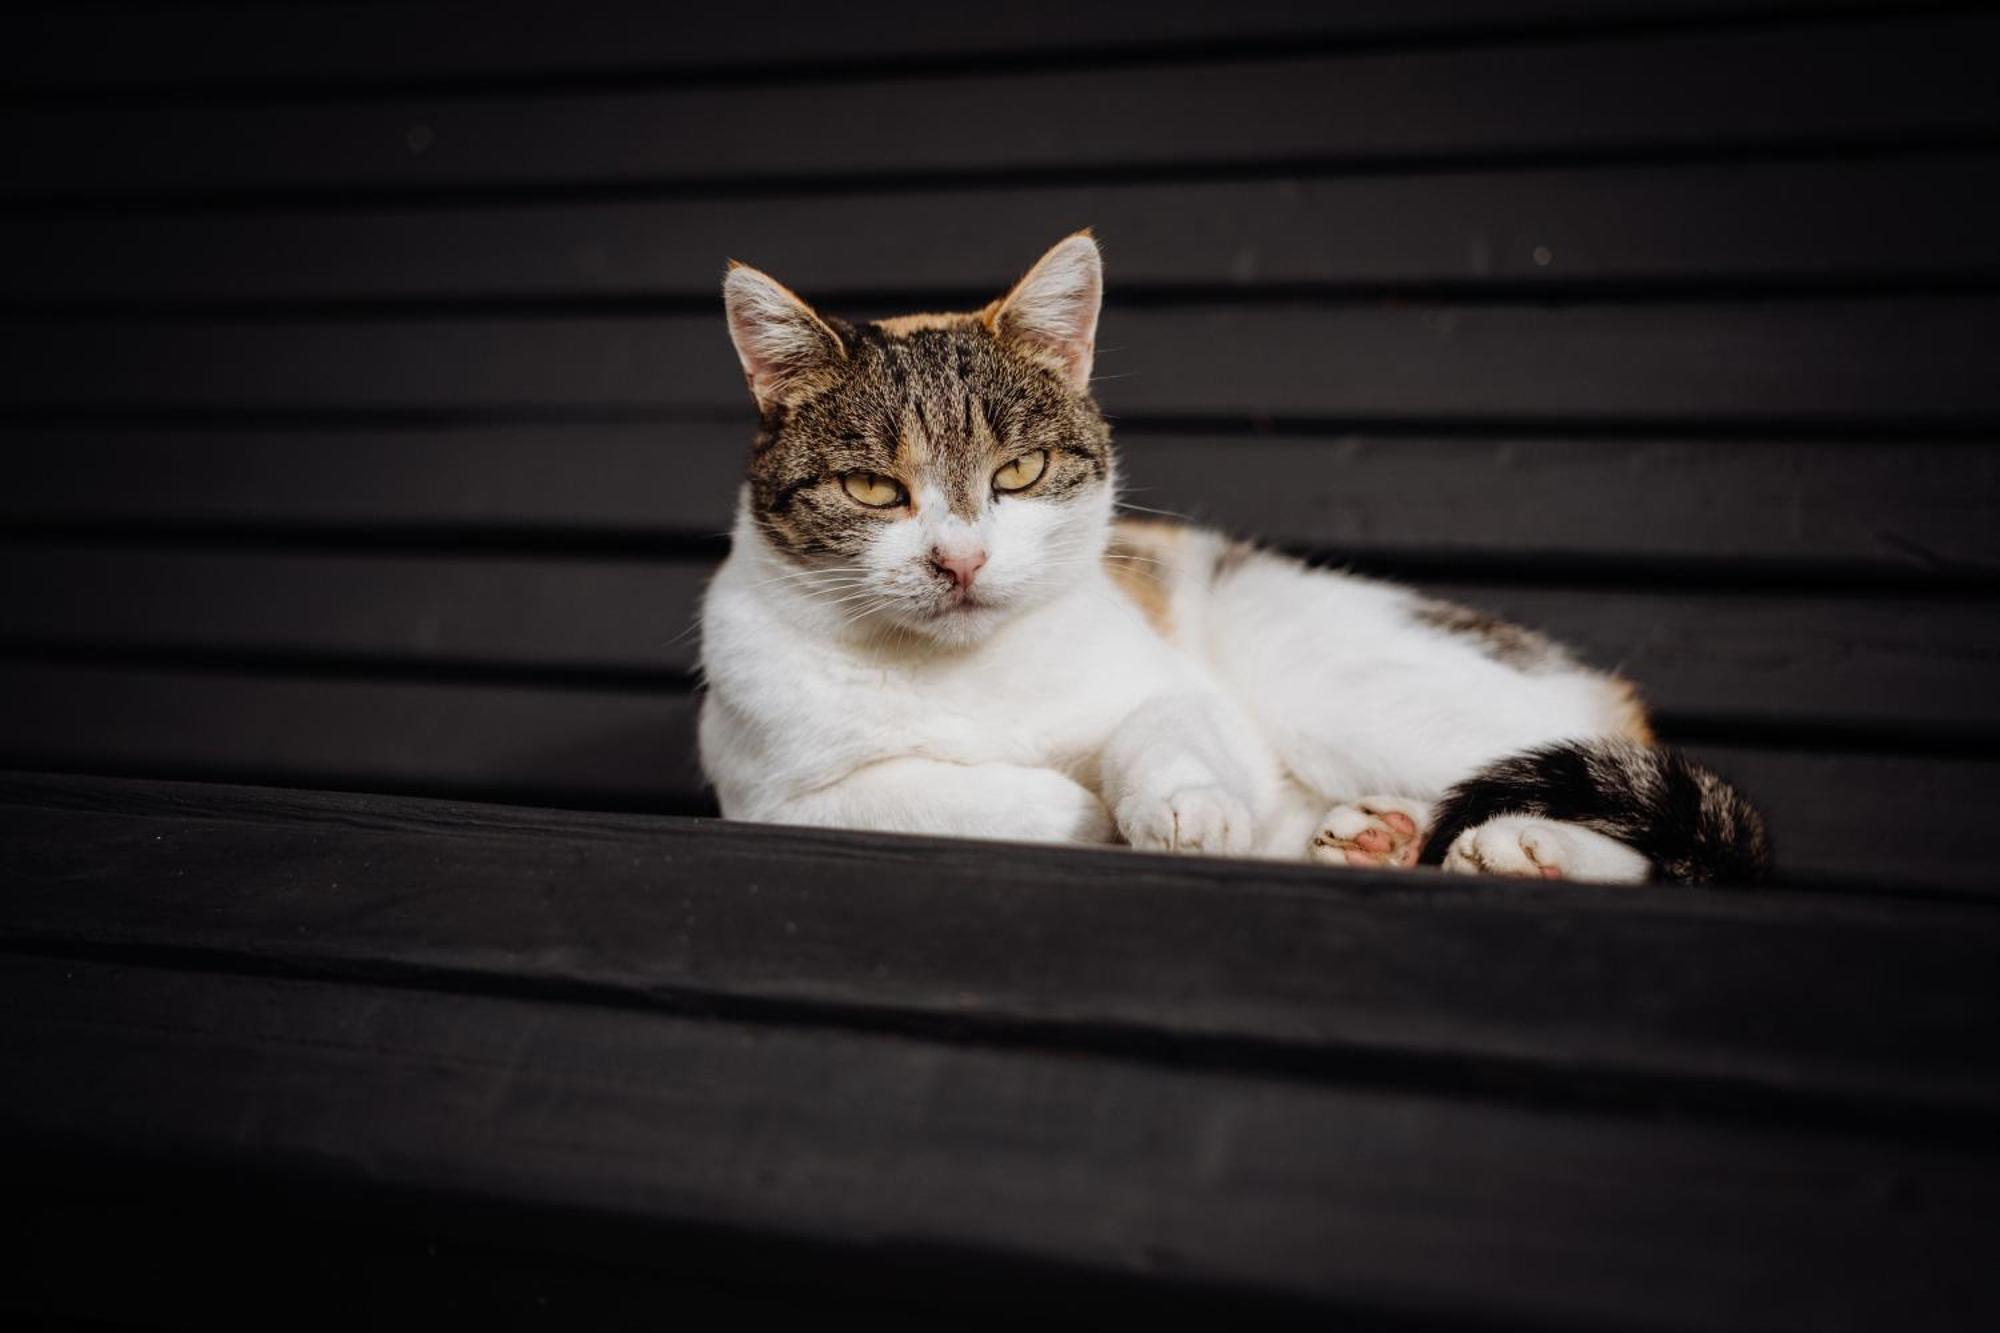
[913,587,1004,632]
[890,575,1019,638]
[928,582,989,613]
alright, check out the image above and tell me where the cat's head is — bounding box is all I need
[722,233,1114,647]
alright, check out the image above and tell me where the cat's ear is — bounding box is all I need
[723,262,847,413]
[985,231,1102,395]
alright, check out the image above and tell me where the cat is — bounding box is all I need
[697,233,1771,884]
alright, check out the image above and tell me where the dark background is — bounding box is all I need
[4,5,2000,1328]
[3,2,1999,888]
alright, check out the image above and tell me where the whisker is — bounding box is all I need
[1115,501,1199,523]
[742,570,872,592]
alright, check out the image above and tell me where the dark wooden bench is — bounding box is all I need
[3,3,1998,1326]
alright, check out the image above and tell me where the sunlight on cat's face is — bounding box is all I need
[722,234,1113,648]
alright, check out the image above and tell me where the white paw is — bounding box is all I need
[1117,785,1256,856]
[1310,796,1432,869]
[1440,817,1649,884]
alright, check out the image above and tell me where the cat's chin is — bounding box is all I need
[890,597,1020,649]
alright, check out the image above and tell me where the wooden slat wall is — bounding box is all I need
[3,548,1993,726]
[9,16,1998,201]
[7,301,2000,419]
[9,155,2000,303]
[0,2,1859,92]
[7,425,1997,567]
[2,3,1997,888]
[0,663,1986,887]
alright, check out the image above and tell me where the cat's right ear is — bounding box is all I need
[723,262,847,413]
[985,232,1102,395]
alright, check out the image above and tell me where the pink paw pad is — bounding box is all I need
[1311,800,1428,870]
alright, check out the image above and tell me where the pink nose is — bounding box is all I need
[931,548,988,592]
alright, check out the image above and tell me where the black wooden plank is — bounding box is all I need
[0,1,1856,93]
[4,17,1996,200]
[1117,431,2000,569]
[1428,585,2000,734]
[4,769,1999,1122]
[10,155,1999,303]
[0,661,706,812]
[4,953,1995,1328]
[2,546,1994,734]
[6,424,1996,570]
[1685,745,2000,889]
[0,423,741,539]
[5,298,1998,422]
[0,547,711,679]
[0,664,1990,885]
[17,1162,932,1328]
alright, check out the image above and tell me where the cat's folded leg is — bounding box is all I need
[1098,693,1270,856]
[1439,816,1649,884]
[1310,796,1434,869]
[769,756,1116,845]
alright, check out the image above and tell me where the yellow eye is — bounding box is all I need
[841,472,906,508]
[993,450,1048,493]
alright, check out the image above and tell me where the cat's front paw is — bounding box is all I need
[1117,785,1256,856]
[1310,796,1431,868]
[1440,817,1649,884]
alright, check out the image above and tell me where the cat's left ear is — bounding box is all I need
[723,261,848,414]
[985,231,1102,395]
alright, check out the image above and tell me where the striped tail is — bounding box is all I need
[1417,739,1773,885]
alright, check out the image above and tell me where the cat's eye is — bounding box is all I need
[841,472,907,508]
[993,450,1048,493]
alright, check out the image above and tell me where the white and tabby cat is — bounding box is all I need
[698,234,1770,883]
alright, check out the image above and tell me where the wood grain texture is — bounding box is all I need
[7,424,1996,570]
[5,952,1996,1328]
[9,154,1998,303]
[5,17,1996,199]
[6,298,1999,421]
[0,667,1991,886]
[4,770,1998,1119]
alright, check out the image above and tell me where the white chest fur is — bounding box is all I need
[698,512,1203,819]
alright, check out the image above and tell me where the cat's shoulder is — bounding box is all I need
[1102,516,1392,641]
[1102,516,1248,640]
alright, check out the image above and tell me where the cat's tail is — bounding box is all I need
[1416,738,1773,885]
